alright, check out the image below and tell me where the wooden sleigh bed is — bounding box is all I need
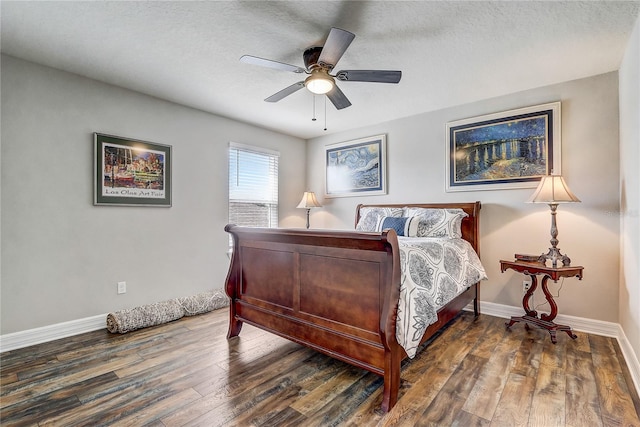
[224,202,482,412]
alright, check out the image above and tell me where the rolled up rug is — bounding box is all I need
[106,298,184,334]
[178,290,229,316]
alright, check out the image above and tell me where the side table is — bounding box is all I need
[500,260,584,344]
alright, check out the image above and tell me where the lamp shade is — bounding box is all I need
[527,175,581,204]
[297,191,323,209]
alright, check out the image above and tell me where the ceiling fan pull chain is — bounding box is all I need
[324,96,327,131]
[312,95,317,121]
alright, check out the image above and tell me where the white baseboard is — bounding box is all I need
[2,303,639,398]
[466,301,640,397]
[0,314,106,353]
[614,324,640,398]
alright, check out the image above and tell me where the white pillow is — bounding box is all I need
[356,207,403,231]
[402,208,468,238]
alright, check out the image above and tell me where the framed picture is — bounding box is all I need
[445,102,561,192]
[325,134,387,197]
[94,133,172,206]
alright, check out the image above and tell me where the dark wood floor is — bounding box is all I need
[1,308,639,426]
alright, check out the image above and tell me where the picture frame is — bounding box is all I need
[445,102,561,192]
[325,134,387,198]
[94,133,172,207]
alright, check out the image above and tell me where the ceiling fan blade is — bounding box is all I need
[335,70,402,84]
[240,55,305,74]
[326,85,352,110]
[264,82,305,102]
[317,28,355,70]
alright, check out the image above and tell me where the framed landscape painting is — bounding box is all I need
[445,102,561,192]
[94,133,172,206]
[325,134,387,197]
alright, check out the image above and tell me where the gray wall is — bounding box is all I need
[306,72,621,323]
[0,55,307,334]
[619,17,640,364]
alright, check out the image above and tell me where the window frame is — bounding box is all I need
[228,142,280,236]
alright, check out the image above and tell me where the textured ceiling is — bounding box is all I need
[2,1,639,139]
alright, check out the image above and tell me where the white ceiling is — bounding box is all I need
[2,1,639,139]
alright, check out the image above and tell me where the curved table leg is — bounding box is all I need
[540,274,558,322]
[523,274,538,317]
[507,274,537,330]
[538,273,577,340]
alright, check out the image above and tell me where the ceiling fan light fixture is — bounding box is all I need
[305,71,334,95]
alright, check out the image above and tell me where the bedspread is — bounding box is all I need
[395,237,487,357]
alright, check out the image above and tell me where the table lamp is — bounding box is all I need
[297,191,322,229]
[527,174,580,267]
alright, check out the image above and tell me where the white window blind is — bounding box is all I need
[228,143,279,230]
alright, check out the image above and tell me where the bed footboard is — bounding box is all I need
[225,226,404,411]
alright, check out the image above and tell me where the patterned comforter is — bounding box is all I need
[395,237,487,358]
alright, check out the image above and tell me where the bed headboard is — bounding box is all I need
[355,202,481,255]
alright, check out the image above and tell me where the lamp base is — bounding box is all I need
[538,247,571,268]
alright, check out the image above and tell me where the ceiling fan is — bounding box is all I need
[240,27,402,110]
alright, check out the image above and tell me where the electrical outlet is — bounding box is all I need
[117,281,127,294]
[523,279,532,293]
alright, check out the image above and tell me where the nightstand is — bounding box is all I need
[500,259,584,344]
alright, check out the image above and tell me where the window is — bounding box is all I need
[228,142,279,231]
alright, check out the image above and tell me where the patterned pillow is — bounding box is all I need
[403,208,468,238]
[356,207,403,231]
[375,216,419,237]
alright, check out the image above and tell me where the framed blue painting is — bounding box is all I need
[325,134,387,197]
[445,102,561,192]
